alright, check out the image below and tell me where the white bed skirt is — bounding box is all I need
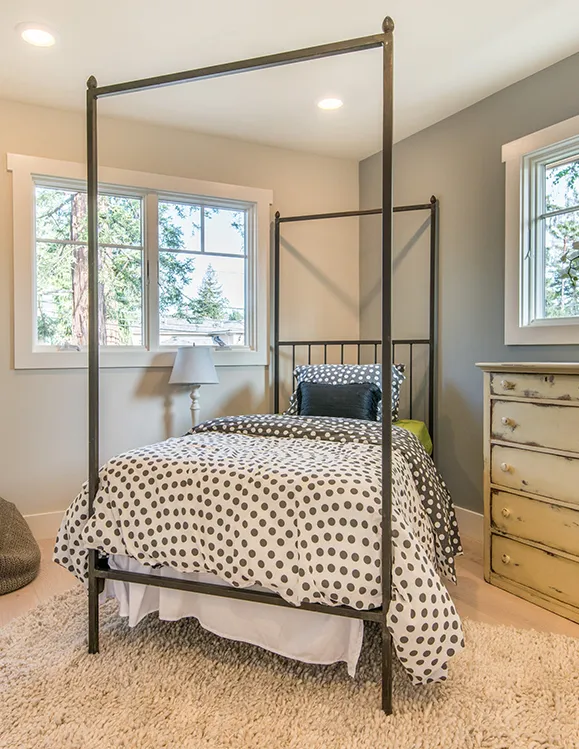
[105,556,364,677]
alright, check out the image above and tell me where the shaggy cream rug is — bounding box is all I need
[1,588,578,749]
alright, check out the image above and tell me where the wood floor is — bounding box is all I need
[0,538,80,627]
[1,536,578,639]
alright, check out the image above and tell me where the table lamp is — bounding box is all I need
[169,346,219,427]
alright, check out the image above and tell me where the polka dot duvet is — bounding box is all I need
[55,414,464,684]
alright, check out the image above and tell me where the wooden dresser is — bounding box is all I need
[476,363,579,624]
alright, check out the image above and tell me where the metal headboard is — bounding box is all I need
[273,198,438,449]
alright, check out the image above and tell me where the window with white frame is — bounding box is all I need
[157,199,247,348]
[35,183,146,348]
[503,115,579,345]
[9,155,272,368]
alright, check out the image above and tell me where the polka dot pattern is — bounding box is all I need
[54,413,463,685]
[284,364,406,422]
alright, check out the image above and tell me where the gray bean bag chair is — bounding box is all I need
[0,497,41,595]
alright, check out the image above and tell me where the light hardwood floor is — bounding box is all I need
[0,538,80,627]
[1,536,579,639]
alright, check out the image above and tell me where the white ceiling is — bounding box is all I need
[2,0,579,159]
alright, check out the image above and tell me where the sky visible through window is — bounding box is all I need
[159,202,245,310]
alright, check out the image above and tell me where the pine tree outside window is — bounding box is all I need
[158,201,247,347]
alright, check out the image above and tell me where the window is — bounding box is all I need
[158,201,247,347]
[503,114,579,344]
[522,147,579,326]
[9,155,272,368]
[35,185,145,347]
[540,158,579,319]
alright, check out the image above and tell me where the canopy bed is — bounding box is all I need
[53,18,464,716]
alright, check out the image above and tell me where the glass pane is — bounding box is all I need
[159,201,201,251]
[545,158,579,212]
[36,241,74,344]
[543,212,579,318]
[159,252,245,346]
[98,194,142,246]
[204,207,246,255]
[36,242,143,346]
[100,246,143,344]
[36,186,76,241]
[36,186,143,246]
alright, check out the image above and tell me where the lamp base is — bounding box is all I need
[190,385,201,428]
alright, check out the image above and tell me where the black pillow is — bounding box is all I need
[296,382,381,421]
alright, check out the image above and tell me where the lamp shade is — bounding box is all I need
[169,346,219,385]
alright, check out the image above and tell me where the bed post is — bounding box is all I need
[428,195,438,459]
[381,16,394,716]
[273,211,281,413]
[86,75,100,655]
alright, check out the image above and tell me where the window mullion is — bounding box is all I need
[535,217,546,321]
[533,162,545,322]
[245,206,255,350]
[145,192,159,351]
[521,154,534,327]
[539,204,579,220]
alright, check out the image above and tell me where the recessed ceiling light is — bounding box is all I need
[317,98,343,111]
[17,23,56,47]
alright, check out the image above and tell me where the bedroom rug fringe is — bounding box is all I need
[1,588,578,749]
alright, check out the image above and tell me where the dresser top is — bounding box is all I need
[476,362,579,374]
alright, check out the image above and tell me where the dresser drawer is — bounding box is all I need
[491,534,579,609]
[492,399,579,454]
[491,489,579,556]
[490,371,579,401]
[491,444,579,506]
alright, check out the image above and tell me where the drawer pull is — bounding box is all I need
[501,507,511,518]
[501,379,516,391]
[501,416,517,428]
[501,554,511,565]
[500,462,512,473]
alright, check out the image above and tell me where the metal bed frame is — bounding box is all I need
[273,197,438,450]
[83,17,435,715]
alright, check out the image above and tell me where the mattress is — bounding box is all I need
[55,414,463,684]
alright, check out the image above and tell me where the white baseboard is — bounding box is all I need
[24,510,64,541]
[455,506,484,544]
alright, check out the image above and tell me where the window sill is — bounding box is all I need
[14,346,268,370]
[505,320,579,346]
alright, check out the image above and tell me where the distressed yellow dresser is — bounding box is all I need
[476,363,579,624]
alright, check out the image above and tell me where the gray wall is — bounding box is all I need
[360,51,579,514]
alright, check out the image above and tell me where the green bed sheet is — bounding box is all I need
[394,419,432,455]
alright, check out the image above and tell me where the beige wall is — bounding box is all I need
[0,97,359,518]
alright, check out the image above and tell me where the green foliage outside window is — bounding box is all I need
[544,160,579,318]
[35,187,245,347]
